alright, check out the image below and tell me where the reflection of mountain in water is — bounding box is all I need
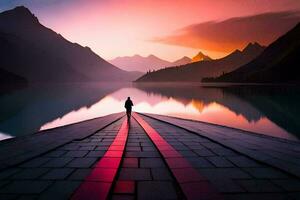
[223,86,300,138]
[190,100,205,112]
[134,83,263,122]
[0,83,124,136]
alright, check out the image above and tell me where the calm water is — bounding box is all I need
[0,83,299,141]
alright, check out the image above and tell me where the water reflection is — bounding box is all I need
[0,83,124,137]
[0,83,299,141]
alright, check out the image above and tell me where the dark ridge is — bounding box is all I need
[204,22,300,83]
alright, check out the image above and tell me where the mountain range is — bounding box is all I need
[192,52,212,62]
[203,22,300,83]
[109,51,212,72]
[136,42,265,82]
[109,54,197,72]
[0,6,142,83]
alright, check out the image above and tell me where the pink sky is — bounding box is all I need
[1,0,300,61]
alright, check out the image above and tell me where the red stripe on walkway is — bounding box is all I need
[133,113,222,200]
[72,119,129,200]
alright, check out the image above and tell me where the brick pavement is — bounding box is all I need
[0,113,299,199]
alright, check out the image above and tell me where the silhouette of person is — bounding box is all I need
[124,97,134,119]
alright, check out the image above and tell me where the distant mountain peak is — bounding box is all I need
[232,49,242,54]
[242,42,265,53]
[12,6,31,13]
[147,54,157,58]
[192,51,212,62]
[172,56,192,66]
[133,54,142,58]
[0,6,39,24]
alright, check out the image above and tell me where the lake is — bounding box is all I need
[0,82,299,141]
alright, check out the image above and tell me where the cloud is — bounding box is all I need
[151,11,300,52]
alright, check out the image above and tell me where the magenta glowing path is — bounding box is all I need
[133,113,222,200]
[71,119,129,200]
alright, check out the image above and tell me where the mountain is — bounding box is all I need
[203,23,300,83]
[109,54,194,72]
[109,54,173,72]
[0,6,141,83]
[136,42,265,82]
[192,51,212,62]
[172,56,192,66]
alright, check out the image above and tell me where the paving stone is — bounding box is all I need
[242,168,288,179]
[67,158,97,168]
[193,149,215,157]
[95,146,109,151]
[38,181,81,200]
[137,181,177,200]
[142,147,156,151]
[226,156,262,167]
[68,169,92,180]
[170,145,189,151]
[96,141,112,146]
[43,157,73,168]
[208,148,238,156]
[19,157,51,168]
[0,168,20,179]
[85,151,105,158]
[41,168,74,180]
[0,180,52,194]
[122,158,138,168]
[44,150,66,158]
[186,157,214,168]
[178,150,198,157]
[119,168,151,181]
[125,151,159,158]
[79,146,96,151]
[0,194,17,200]
[168,142,184,146]
[140,158,166,168]
[85,168,117,182]
[172,168,206,183]
[151,168,173,181]
[60,145,80,151]
[126,143,139,147]
[187,145,206,150]
[210,179,245,193]
[140,142,154,147]
[237,180,283,192]
[126,147,141,151]
[206,156,234,167]
[272,179,300,191]
[11,168,49,180]
[64,150,89,158]
[114,181,135,194]
[199,168,251,179]
[202,142,223,149]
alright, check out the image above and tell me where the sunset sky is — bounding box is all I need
[1,0,300,61]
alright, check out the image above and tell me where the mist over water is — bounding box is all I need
[0,83,299,141]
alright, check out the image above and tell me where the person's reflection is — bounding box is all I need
[124,97,134,119]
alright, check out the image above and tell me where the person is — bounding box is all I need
[124,97,134,119]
